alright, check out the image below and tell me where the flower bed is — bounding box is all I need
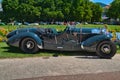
[0,28,8,42]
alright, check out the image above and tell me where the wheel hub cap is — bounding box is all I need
[26,41,34,49]
[101,44,111,54]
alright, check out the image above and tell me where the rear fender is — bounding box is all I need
[8,32,42,47]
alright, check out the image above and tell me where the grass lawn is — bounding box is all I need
[1,24,120,32]
[0,42,56,58]
[0,24,120,58]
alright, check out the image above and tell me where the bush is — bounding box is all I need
[0,28,8,42]
[0,36,2,41]
[0,28,8,36]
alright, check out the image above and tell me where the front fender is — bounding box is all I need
[81,34,111,48]
[80,34,111,52]
[7,32,42,47]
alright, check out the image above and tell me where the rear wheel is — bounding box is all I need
[96,41,117,59]
[20,38,39,53]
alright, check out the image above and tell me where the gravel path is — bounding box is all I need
[17,71,120,80]
[0,54,120,80]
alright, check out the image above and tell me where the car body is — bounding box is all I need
[6,26,117,58]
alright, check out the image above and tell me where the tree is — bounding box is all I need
[2,0,19,22]
[81,0,93,22]
[107,0,120,20]
[60,0,72,21]
[40,0,55,21]
[1,0,103,22]
[40,0,64,22]
[17,3,41,22]
[70,0,93,22]
[91,3,103,22]
[2,0,41,22]
[54,0,64,21]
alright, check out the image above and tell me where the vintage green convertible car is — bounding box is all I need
[6,26,117,58]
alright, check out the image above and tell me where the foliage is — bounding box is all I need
[107,0,120,19]
[17,3,41,22]
[0,0,103,22]
[0,27,7,42]
[0,27,8,36]
[91,3,103,22]
[1,0,41,22]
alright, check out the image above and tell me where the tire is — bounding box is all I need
[20,38,39,53]
[96,41,117,59]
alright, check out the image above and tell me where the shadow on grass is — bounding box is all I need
[1,46,98,58]
[2,46,23,53]
[39,50,97,58]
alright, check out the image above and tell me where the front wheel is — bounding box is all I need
[20,38,39,53]
[96,41,117,59]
